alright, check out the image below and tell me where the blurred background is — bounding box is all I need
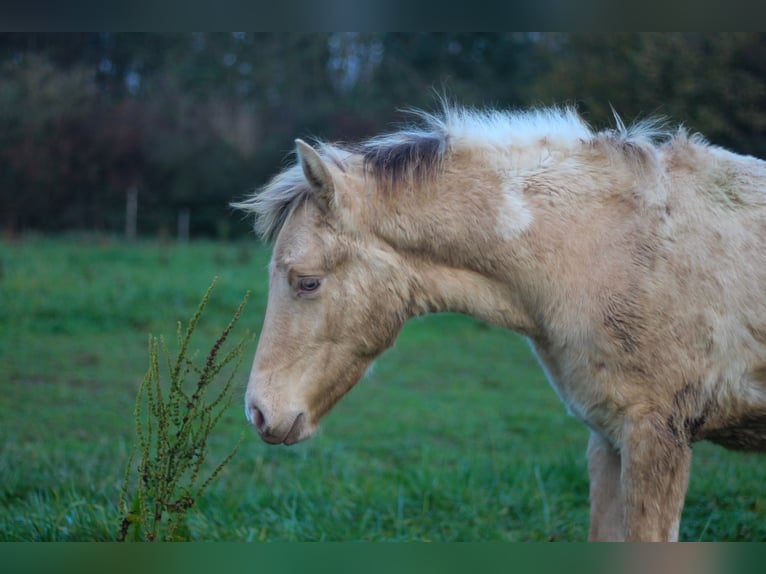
[2,32,765,241]
[3,33,766,542]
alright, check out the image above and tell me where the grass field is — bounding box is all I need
[1,236,765,541]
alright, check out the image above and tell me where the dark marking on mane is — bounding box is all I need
[361,133,447,189]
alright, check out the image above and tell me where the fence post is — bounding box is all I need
[178,207,190,243]
[125,186,138,241]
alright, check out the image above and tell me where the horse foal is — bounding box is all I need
[234,105,766,541]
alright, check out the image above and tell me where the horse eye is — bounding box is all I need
[297,277,321,293]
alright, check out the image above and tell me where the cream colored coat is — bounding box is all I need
[234,106,766,541]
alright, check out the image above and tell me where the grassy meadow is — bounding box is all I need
[1,236,765,541]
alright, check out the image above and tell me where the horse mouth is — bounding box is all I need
[259,412,306,446]
[283,412,306,445]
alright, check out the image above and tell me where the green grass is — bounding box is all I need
[1,235,765,541]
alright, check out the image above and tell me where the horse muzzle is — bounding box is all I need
[246,401,310,446]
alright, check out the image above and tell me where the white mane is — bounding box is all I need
[433,105,594,151]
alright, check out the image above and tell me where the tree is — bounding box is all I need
[1,33,764,237]
[524,33,766,156]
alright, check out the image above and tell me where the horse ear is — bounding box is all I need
[295,139,334,211]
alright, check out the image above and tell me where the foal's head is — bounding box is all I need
[243,140,414,444]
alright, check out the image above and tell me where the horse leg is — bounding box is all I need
[587,431,625,541]
[620,413,692,541]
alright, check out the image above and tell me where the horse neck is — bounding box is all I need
[369,146,636,338]
[403,258,540,336]
[368,163,545,335]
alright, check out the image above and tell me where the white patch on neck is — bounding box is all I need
[496,182,533,240]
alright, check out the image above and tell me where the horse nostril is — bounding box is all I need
[251,404,266,432]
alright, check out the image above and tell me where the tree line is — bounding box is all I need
[1,33,764,239]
